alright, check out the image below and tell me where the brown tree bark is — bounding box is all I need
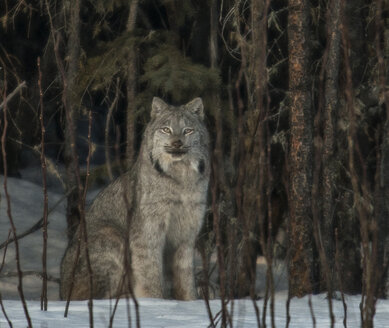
[373,0,389,300]
[335,0,364,295]
[125,0,139,166]
[287,0,314,297]
[341,7,377,326]
[233,0,269,300]
[208,1,229,323]
[321,0,342,291]
[63,0,82,239]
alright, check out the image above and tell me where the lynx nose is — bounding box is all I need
[172,140,183,149]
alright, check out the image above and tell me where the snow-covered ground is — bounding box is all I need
[1,294,388,327]
[1,172,389,327]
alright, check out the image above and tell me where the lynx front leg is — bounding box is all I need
[60,226,127,300]
[171,244,197,300]
[131,237,165,298]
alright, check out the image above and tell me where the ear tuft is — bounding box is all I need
[185,97,204,119]
[151,97,168,118]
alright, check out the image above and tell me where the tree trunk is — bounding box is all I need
[63,0,82,240]
[376,120,389,297]
[374,0,389,299]
[125,0,139,166]
[287,0,314,297]
[321,0,342,291]
[209,0,226,301]
[335,0,365,295]
[379,0,389,298]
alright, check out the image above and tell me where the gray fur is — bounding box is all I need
[60,97,210,300]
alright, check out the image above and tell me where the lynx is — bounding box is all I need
[60,97,210,300]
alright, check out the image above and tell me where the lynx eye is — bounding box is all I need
[183,128,194,135]
[161,127,172,134]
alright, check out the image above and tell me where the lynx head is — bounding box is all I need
[144,97,209,177]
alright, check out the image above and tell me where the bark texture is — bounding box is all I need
[374,0,389,298]
[125,0,139,165]
[63,0,82,239]
[321,0,342,290]
[287,0,314,297]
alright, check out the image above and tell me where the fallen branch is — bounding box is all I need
[0,192,68,250]
[0,270,60,284]
[0,81,26,111]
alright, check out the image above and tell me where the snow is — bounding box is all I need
[1,172,389,327]
[1,295,389,327]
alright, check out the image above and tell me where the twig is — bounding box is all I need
[81,109,95,326]
[105,77,120,181]
[108,295,121,328]
[38,56,49,312]
[285,292,291,328]
[1,66,32,327]
[266,128,276,328]
[335,229,348,328]
[3,136,66,190]
[0,231,13,326]
[0,230,12,272]
[0,81,26,111]
[64,235,81,317]
[109,128,140,328]
[211,160,230,328]
[200,244,216,328]
[0,270,61,284]
[0,192,68,250]
[308,294,316,328]
[0,292,13,328]
[64,112,95,320]
[108,129,123,327]
[122,166,140,328]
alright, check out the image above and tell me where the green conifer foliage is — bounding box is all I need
[141,44,220,103]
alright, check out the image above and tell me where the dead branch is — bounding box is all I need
[0,270,60,284]
[0,230,11,273]
[1,69,32,327]
[105,77,120,181]
[108,126,140,328]
[0,81,26,111]
[38,56,49,311]
[81,109,95,320]
[0,193,68,250]
[0,292,12,328]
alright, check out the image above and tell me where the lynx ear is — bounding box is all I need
[185,97,204,119]
[151,97,168,118]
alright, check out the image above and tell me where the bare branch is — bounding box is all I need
[1,67,32,327]
[0,81,26,111]
[0,193,68,250]
[38,56,49,311]
[0,292,13,328]
[105,77,120,181]
[0,271,60,284]
[0,230,11,273]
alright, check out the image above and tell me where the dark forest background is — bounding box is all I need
[0,0,388,327]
